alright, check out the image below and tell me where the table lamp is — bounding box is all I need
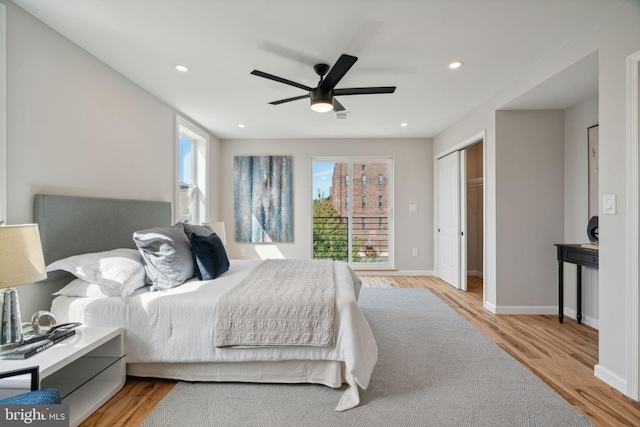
[0,224,47,349]
[203,221,227,245]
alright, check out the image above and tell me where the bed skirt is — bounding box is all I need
[126,360,360,410]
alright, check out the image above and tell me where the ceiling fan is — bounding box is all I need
[251,54,396,113]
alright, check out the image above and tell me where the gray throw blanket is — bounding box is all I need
[214,259,335,347]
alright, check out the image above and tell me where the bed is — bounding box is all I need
[35,194,378,411]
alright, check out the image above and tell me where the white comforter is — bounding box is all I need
[51,260,378,409]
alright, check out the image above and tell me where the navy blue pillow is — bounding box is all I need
[190,233,230,280]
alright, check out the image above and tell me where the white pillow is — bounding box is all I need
[53,278,116,298]
[46,248,146,298]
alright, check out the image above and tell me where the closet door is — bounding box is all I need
[437,151,460,288]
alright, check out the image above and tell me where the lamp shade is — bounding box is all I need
[204,221,227,246]
[0,224,47,288]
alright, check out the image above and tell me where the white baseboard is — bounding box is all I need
[493,305,557,315]
[356,270,433,276]
[467,270,484,278]
[484,301,497,314]
[563,307,599,329]
[594,364,627,394]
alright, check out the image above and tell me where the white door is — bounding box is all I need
[437,151,460,288]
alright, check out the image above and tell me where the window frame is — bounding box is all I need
[175,115,209,224]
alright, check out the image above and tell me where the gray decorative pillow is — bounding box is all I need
[133,223,195,291]
[181,223,213,240]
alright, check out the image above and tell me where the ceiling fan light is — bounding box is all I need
[311,100,334,113]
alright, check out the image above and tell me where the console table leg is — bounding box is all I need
[558,260,564,323]
[577,265,582,324]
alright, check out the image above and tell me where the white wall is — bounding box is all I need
[2,0,220,317]
[434,1,640,395]
[495,110,564,310]
[564,96,599,327]
[220,138,433,273]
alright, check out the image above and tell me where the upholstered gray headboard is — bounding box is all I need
[34,194,172,268]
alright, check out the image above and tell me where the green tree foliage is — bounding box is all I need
[313,194,349,261]
[313,191,375,262]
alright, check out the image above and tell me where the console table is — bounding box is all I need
[555,244,599,324]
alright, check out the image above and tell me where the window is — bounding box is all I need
[362,174,366,187]
[379,174,383,187]
[176,116,209,224]
[312,157,393,267]
[178,136,196,223]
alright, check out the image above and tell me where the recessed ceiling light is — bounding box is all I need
[238,124,245,128]
[401,122,408,127]
[175,64,189,72]
[449,61,463,69]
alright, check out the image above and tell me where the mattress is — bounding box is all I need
[50,259,377,410]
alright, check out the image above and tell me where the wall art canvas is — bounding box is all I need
[234,156,293,242]
[588,125,599,219]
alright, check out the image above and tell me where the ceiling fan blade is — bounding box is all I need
[333,98,346,112]
[320,54,358,90]
[334,87,396,96]
[251,70,313,92]
[269,94,310,105]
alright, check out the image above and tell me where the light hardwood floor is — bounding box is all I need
[80,275,640,427]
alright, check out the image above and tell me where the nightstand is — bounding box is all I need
[0,327,125,427]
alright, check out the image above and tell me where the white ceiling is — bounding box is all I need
[10,0,622,139]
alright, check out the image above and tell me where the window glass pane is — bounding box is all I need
[179,136,194,184]
[312,159,390,266]
[178,136,196,223]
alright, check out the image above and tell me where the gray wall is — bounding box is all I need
[564,96,599,327]
[2,1,220,317]
[220,138,433,273]
[495,110,564,310]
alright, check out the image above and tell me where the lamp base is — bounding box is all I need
[0,287,24,350]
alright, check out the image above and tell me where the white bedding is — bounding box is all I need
[50,259,378,410]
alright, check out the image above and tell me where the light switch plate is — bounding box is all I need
[603,195,616,214]
[409,204,418,213]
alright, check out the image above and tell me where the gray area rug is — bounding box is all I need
[141,288,594,426]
